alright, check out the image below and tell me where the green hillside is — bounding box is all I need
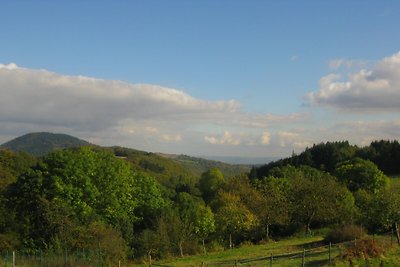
[0,132,250,182]
[0,132,90,156]
[110,147,250,195]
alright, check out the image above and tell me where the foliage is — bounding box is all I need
[354,188,400,232]
[324,225,366,244]
[72,221,128,265]
[250,141,357,179]
[3,134,400,261]
[7,147,164,250]
[0,132,90,156]
[251,140,400,180]
[285,166,356,234]
[341,238,385,260]
[357,140,400,175]
[213,191,257,247]
[252,175,290,239]
[198,168,225,204]
[335,158,389,192]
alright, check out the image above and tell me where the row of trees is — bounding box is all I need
[251,140,400,178]
[1,141,400,263]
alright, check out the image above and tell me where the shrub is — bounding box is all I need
[341,238,385,260]
[325,225,366,244]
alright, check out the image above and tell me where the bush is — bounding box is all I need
[325,225,366,244]
[341,238,385,260]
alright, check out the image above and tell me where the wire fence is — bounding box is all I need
[151,232,395,267]
[1,233,395,267]
[0,248,123,267]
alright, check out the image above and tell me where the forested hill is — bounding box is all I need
[110,147,250,185]
[0,132,250,179]
[250,140,400,179]
[0,132,91,156]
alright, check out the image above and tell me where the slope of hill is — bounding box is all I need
[111,147,250,185]
[1,132,250,181]
[162,154,251,178]
[0,132,91,156]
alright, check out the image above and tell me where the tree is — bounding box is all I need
[335,158,389,192]
[198,168,225,204]
[253,176,290,240]
[213,191,257,248]
[286,166,356,234]
[194,204,215,254]
[8,147,165,250]
[355,188,400,237]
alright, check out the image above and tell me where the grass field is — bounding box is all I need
[146,234,399,267]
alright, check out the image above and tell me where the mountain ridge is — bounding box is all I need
[1,132,251,178]
[0,132,91,156]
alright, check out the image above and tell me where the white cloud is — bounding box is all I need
[0,62,18,70]
[0,63,303,132]
[328,58,367,70]
[204,131,241,145]
[261,131,271,145]
[0,63,309,156]
[308,51,400,112]
[161,134,182,142]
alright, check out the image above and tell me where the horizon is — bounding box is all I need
[1,1,400,159]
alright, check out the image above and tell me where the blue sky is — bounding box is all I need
[1,1,400,160]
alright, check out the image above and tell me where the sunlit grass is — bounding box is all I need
[141,234,397,267]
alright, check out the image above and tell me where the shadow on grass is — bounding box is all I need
[305,259,330,266]
[295,240,326,250]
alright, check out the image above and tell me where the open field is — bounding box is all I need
[148,234,398,267]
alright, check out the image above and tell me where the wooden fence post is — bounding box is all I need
[269,253,273,267]
[12,251,15,267]
[5,250,9,267]
[148,251,152,267]
[329,242,331,265]
[301,249,305,267]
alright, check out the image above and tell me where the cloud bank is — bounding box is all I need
[0,63,304,156]
[2,51,400,159]
[308,51,400,112]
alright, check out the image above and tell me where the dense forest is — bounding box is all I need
[1,137,400,264]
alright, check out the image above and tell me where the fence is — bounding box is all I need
[151,233,394,267]
[0,248,123,267]
[202,242,340,267]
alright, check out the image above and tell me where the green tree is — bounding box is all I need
[287,166,356,234]
[213,191,257,248]
[253,176,290,240]
[335,158,389,192]
[194,204,215,254]
[198,168,225,204]
[8,147,164,250]
[355,188,400,236]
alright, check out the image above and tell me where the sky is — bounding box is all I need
[1,1,400,161]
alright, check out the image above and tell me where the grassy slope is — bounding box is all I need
[142,234,399,267]
[140,236,324,267]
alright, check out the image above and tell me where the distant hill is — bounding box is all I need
[111,147,250,183]
[0,132,91,156]
[1,132,250,180]
[159,153,251,178]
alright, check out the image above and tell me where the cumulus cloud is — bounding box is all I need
[0,63,303,132]
[308,51,400,112]
[328,58,367,70]
[260,131,271,145]
[204,131,242,145]
[0,64,244,130]
[0,63,310,156]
